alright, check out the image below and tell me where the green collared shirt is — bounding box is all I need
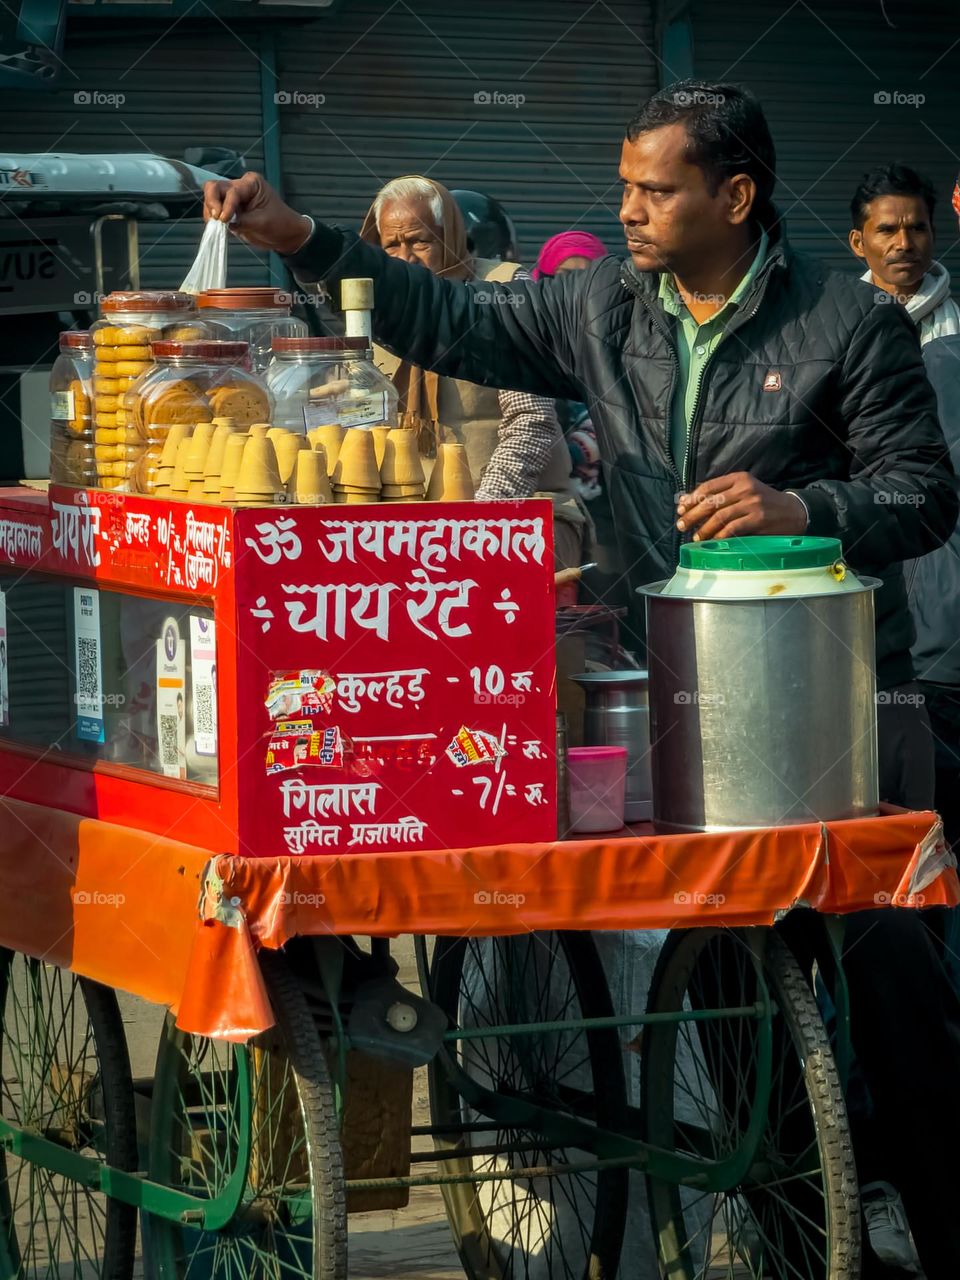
[658,230,769,482]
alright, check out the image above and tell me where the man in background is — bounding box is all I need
[849,166,960,852]
[849,162,960,339]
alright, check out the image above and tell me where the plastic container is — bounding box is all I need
[121,341,271,494]
[90,292,199,491]
[196,288,308,373]
[566,745,627,834]
[661,536,863,598]
[266,336,399,434]
[49,331,96,486]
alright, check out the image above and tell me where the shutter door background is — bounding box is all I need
[0,26,270,287]
[277,0,656,264]
[691,0,960,275]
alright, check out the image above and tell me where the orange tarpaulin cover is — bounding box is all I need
[0,798,955,1041]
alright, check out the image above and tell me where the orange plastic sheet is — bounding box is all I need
[0,798,955,1042]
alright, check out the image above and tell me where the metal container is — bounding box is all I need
[571,670,652,822]
[639,580,880,832]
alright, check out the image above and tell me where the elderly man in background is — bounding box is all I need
[358,174,585,569]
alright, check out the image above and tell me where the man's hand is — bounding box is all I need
[203,172,313,256]
[676,472,808,540]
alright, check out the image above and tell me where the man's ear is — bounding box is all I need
[849,228,866,261]
[727,174,755,227]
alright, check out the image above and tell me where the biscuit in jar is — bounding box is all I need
[97,344,152,364]
[207,384,270,427]
[114,360,153,378]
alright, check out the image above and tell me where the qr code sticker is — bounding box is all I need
[159,714,179,769]
[194,684,215,737]
[77,636,99,703]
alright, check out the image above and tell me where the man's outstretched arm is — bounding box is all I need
[204,173,584,400]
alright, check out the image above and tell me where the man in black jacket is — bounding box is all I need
[208,82,960,1275]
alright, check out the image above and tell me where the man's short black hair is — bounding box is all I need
[626,80,777,228]
[850,163,937,229]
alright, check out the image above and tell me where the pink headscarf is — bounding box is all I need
[532,230,608,280]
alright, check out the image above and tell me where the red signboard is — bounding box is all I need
[233,502,557,856]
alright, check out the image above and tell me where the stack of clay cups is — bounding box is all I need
[333,428,380,504]
[307,424,345,476]
[268,427,309,488]
[170,435,193,499]
[201,418,238,502]
[426,441,475,502]
[183,423,216,498]
[218,432,249,502]
[233,433,284,506]
[380,428,425,501]
[289,445,334,504]
[153,424,191,497]
[372,426,391,468]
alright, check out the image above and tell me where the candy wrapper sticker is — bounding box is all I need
[265,722,345,775]
[445,725,507,768]
[265,670,335,721]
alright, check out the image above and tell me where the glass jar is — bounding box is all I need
[196,288,308,374]
[90,292,199,491]
[266,336,399,433]
[123,340,272,494]
[49,331,96,487]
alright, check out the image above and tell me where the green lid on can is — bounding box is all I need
[679,535,843,572]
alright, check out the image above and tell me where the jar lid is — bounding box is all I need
[59,330,92,351]
[198,288,292,310]
[679,535,843,571]
[151,340,250,360]
[272,336,369,353]
[101,290,194,314]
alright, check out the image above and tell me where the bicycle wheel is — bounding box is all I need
[144,950,346,1280]
[427,931,629,1280]
[640,928,859,1279]
[0,948,137,1278]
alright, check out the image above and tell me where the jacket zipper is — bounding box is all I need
[636,300,685,561]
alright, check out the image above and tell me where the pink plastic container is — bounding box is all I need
[567,745,627,834]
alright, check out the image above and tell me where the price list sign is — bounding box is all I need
[233,501,558,857]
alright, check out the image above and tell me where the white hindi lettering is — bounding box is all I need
[51,501,101,568]
[0,519,43,563]
[245,516,303,565]
[405,570,477,640]
[280,779,380,820]
[124,511,152,547]
[336,668,428,714]
[282,820,342,853]
[313,517,545,572]
[348,816,426,847]
[185,510,218,556]
[185,551,216,590]
[283,582,397,641]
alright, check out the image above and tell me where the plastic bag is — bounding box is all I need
[180,218,228,295]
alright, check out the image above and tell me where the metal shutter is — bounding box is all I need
[277,0,657,264]
[691,0,960,275]
[0,26,270,286]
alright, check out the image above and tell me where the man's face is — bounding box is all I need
[379,197,445,274]
[849,194,933,296]
[619,122,750,276]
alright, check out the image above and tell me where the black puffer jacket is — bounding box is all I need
[290,223,958,689]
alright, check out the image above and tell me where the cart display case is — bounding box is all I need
[0,484,557,856]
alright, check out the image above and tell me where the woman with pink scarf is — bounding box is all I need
[533,231,609,500]
[532,229,608,280]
